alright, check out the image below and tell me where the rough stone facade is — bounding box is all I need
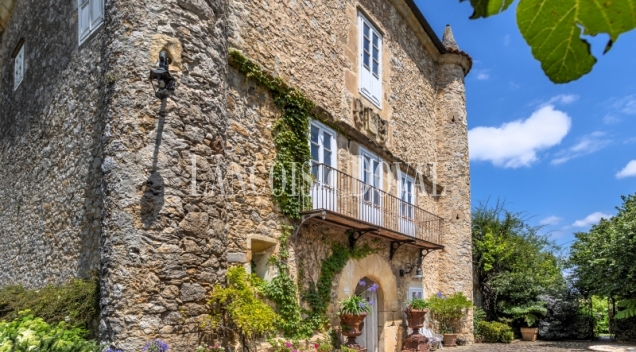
[0,0,472,350]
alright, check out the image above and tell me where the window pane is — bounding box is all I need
[364,23,370,39]
[363,52,370,69]
[323,132,331,150]
[311,125,319,143]
[311,143,320,163]
[324,150,332,167]
[372,33,378,48]
[372,60,379,76]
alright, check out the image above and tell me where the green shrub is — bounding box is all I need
[477,321,514,343]
[0,311,99,351]
[0,278,99,335]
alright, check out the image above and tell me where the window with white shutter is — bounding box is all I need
[358,13,382,109]
[14,44,24,91]
[78,0,104,45]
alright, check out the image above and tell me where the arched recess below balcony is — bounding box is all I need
[334,253,402,352]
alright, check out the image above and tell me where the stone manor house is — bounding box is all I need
[0,0,473,350]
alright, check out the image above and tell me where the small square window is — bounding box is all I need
[78,0,104,45]
[14,44,24,91]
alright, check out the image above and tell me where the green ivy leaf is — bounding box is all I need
[517,0,636,83]
[461,0,515,18]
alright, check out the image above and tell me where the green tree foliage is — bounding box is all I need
[461,0,636,83]
[569,194,636,320]
[476,321,514,343]
[472,201,564,322]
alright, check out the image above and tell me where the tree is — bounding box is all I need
[460,0,636,83]
[472,201,565,322]
[569,194,636,320]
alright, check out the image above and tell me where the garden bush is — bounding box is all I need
[0,311,99,352]
[0,279,99,335]
[537,293,594,340]
[476,321,514,343]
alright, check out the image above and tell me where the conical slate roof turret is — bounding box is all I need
[442,24,459,50]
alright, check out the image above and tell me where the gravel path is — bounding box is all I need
[449,341,636,352]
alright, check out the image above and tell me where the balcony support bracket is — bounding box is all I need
[420,249,437,261]
[293,210,327,238]
[389,240,414,261]
[348,229,375,250]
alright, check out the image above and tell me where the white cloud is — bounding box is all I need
[616,160,636,179]
[539,216,562,226]
[544,94,579,106]
[611,94,636,115]
[469,105,572,168]
[476,72,490,81]
[572,212,613,228]
[603,114,621,124]
[550,131,612,165]
[509,82,520,90]
[504,34,511,46]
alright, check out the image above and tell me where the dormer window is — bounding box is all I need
[78,0,104,45]
[358,13,382,109]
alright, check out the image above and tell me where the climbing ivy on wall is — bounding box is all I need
[229,49,312,219]
[226,51,378,342]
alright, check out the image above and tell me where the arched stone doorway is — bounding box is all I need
[356,277,379,352]
[335,253,400,352]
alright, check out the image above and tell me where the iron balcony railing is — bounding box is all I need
[301,163,443,246]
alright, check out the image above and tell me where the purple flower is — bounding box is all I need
[437,291,443,298]
[285,342,292,348]
[103,348,122,352]
[368,283,379,292]
[368,299,374,306]
[142,339,169,352]
[358,280,367,287]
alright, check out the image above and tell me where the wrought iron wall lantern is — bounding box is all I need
[399,249,434,279]
[149,51,175,100]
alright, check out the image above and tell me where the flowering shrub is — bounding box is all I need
[338,281,378,315]
[102,348,123,352]
[428,292,472,333]
[142,339,169,352]
[0,310,99,351]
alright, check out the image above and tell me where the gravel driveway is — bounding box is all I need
[449,341,636,352]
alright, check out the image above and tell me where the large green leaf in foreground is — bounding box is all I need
[462,0,636,83]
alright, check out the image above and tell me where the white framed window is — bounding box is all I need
[408,287,424,301]
[359,147,383,226]
[398,171,416,236]
[309,120,338,211]
[78,0,104,45]
[358,12,382,109]
[14,44,24,91]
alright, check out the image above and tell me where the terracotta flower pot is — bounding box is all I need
[520,327,538,341]
[443,333,458,347]
[340,313,368,351]
[404,308,428,334]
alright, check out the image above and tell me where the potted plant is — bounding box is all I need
[404,297,429,333]
[504,303,547,341]
[339,281,378,350]
[428,292,472,347]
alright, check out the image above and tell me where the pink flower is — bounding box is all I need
[285,342,292,348]
[314,343,319,349]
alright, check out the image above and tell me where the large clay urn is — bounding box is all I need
[340,313,368,351]
[402,308,429,352]
[520,327,539,341]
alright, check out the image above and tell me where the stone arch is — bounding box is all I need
[333,253,400,352]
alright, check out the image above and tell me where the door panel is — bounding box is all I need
[310,123,337,211]
[360,152,382,226]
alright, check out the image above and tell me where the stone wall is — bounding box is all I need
[0,0,108,287]
[98,0,230,349]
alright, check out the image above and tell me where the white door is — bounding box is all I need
[358,289,378,352]
[359,151,382,226]
[399,173,416,237]
[310,122,337,211]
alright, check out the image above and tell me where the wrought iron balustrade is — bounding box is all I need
[301,163,443,248]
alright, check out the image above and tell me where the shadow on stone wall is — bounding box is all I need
[141,101,166,227]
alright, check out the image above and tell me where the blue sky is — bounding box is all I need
[416,1,636,252]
